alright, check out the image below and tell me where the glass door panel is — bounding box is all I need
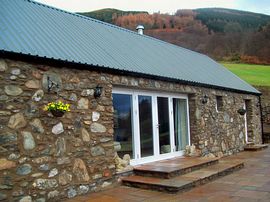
[173,98,189,151]
[113,88,190,165]
[138,95,154,157]
[112,93,134,159]
[157,97,171,154]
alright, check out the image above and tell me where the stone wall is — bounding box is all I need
[0,58,262,201]
[0,59,115,201]
[257,87,270,142]
[111,74,262,156]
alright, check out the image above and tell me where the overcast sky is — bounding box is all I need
[36,0,270,15]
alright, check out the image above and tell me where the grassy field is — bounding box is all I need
[222,63,270,86]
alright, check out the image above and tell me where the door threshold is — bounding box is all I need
[130,151,185,166]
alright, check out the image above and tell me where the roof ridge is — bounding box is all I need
[29,0,141,35]
[29,0,203,57]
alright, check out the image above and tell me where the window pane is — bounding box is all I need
[113,93,133,159]
[138,95,153,157]
[216,96,223,111]
[173,98,189,151]
[157,97,171,154]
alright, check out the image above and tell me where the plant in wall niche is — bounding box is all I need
[44,101,70,117]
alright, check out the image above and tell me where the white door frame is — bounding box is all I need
[243,101,251,144]
[113,88,190,165]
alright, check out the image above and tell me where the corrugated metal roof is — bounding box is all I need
[0,0,260,94]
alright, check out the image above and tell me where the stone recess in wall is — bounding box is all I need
[0,58,262,201]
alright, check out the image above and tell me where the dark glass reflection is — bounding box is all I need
[138,95,153,157]
[113,93,133,158]
[158,97,171,154]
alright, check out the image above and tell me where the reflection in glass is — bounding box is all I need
[113,93,133,159]
[173,98,189,151]
[138,95,153,157]
[157,97,171,154]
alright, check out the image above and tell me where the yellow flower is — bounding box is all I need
[44,101,71,112]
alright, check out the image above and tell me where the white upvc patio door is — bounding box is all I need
[113,88,190,165]
[244,101,248,143]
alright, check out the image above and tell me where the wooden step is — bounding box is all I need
[244,144,268,151]
[122,160,244,193]
[134,157,219,179]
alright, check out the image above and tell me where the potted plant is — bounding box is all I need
[44,101,70,117]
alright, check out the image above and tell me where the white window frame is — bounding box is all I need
[112,88,190,165]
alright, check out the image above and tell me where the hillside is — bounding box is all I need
[79,8,270,64]
[78,8,148,24]
[195,8,270,32]
[79,8,270,32]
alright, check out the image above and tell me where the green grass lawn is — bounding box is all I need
[222,63,270,86]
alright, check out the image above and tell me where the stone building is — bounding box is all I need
[0,0,262,201]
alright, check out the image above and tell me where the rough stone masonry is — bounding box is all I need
[0,59,115,201]
[0,58,262,201]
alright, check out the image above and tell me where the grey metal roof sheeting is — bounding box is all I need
[0,0,260,94]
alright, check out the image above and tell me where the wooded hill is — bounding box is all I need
[195,8,270,32]
[78,8,148,24]
[79,8,270,64]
